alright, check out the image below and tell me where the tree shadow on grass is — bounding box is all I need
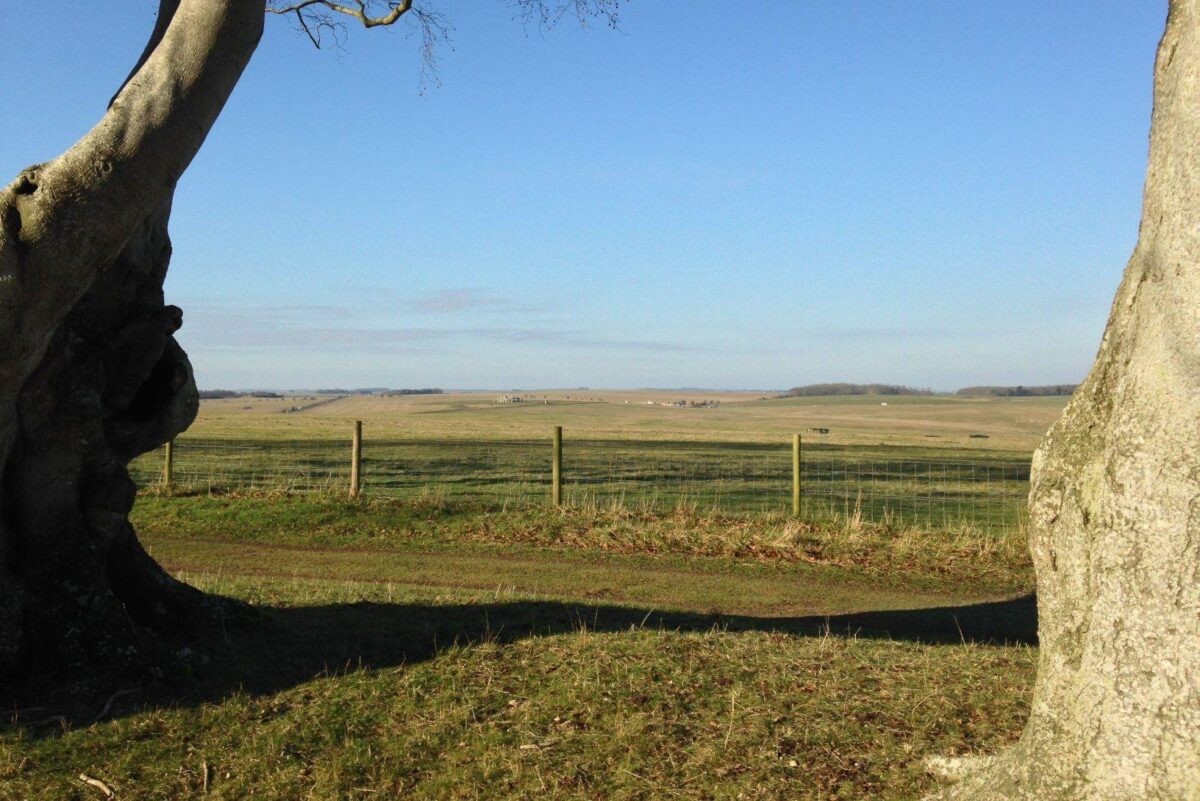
[5,594,1035,731]
[193,593,1037,704]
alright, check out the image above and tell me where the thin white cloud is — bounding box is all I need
[179,304,694,354]
[410,288,499,313]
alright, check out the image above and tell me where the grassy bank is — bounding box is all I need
[134,493,1034,597]
[1,494,1036,800]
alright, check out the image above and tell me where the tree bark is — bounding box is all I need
[928,2,1200,798]
[0,0,263,677]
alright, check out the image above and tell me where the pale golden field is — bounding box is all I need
[188,390,1068,452]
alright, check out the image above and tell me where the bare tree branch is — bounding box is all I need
[410,6,452,92]
[267,0,413,30]
[295,8,321,47]
[513,0,622,32]
[265,1,620,88]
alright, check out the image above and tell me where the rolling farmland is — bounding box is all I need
[131,392,1065,532]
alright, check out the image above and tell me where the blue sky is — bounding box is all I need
[1,2,1165,390]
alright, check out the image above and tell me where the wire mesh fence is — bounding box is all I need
[129,437,1030,533]
[799,455,1028,533]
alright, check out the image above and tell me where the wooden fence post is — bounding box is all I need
[163,440,174,487]
[792,433,802,516]
[350,420,363,499]
[552,425,563,506]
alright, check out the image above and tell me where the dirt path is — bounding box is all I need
[146,535,993,620]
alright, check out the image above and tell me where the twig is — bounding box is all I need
[296,8,321,47]
[93,688,138,723]
[31,715,67,730]
[7,706,44,722]
[723,690,737,748]
[78,773,116,798]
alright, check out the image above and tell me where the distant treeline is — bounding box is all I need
[201,388,444,399]
[782,383,934,397]
[309,388,441,395]
[956,385,1078,397]
[198,390,280,400]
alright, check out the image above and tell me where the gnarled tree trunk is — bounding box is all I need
[0,0,263,678]
[929,1,1199,798]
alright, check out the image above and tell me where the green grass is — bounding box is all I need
[132,494,1034,597]
[1,608,1034,800]
[130,438,1031,534]
[2,494,1036,800]
[126,390,1052,535]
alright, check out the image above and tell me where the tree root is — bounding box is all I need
[925,753,999,783]
[919,738,1088,801]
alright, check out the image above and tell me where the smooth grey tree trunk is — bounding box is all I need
[928,1,1199,798]
[0,0,263,676]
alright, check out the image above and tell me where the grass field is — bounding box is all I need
[1,394,1052,799]
[1,496,1036,801]
[128,392,1061,532]
[185,391,1067,452]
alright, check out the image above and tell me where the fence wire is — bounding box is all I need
[130,438,1030,533]
[798,456,1028,533]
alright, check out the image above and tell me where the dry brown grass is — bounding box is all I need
[186,391,1066,452]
